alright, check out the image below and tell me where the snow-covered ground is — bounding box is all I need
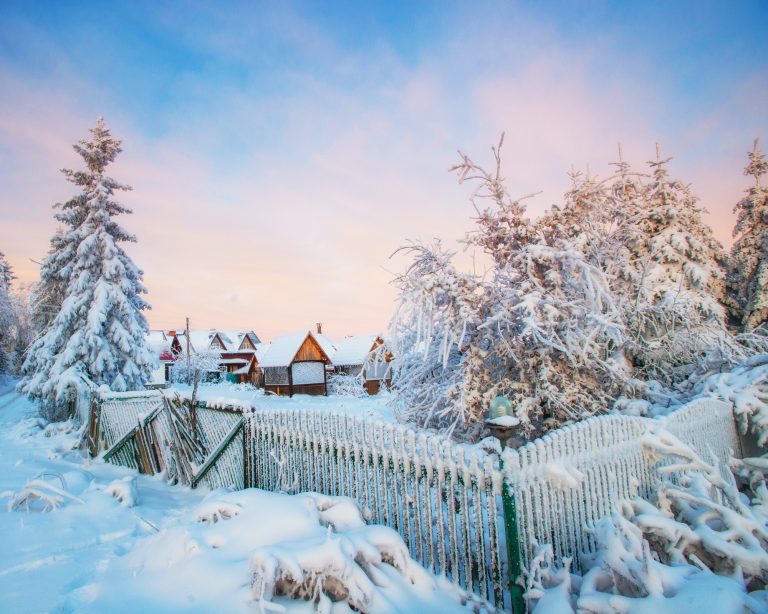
[0,383,481,612]
[169,382,398,422]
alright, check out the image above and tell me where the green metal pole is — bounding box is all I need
[500,451,526,613]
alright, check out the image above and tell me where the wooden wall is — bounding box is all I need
[295,336,330,363]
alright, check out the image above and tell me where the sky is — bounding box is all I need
[0,0,766,342]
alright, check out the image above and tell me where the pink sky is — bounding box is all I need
[1,3,766,342]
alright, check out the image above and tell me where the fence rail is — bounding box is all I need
[87,393,741,612]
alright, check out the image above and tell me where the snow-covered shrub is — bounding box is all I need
[391,137,627,439]
[690,354,768,446]
[523,543,578,613]
[169,348,223,385]
[524,428,768,612]
[250,493,420,612]
[1,472,84,512]
[327,373,367,397]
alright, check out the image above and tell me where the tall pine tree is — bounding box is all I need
[20,118,154,407]
[728,139,768,331]
[0,252,15,375]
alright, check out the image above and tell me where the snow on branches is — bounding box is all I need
[390,136,750,440]
[523,428,768,612]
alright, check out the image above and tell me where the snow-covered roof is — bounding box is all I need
[146,331,173,359]
[314,333,337,361]
[217,331,243,351]
[247,331,261,344]
[213,330,262,351]
[233,363,252,375]
[176,330,217,353]
[254,342,270,362]
[332,334,379,367]
[259,331,332,368]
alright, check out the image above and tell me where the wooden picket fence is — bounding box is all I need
[88,392,742,612]
[244,410,507,605]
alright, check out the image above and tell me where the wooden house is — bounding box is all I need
[332,334,392,394]
[260,331,333,396]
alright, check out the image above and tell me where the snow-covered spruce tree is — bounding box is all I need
[729,139,768,332]
[615,150,731,384]
[19,118,154,410]
[0,251,15,375]
[20,228,80,391]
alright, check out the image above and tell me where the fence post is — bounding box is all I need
[500,456,525,613]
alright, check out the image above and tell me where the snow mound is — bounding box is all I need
[103,476,138,507]
[84,488,482,613]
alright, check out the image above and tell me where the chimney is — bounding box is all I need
[316,322,323,334]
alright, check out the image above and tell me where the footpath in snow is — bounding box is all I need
[0,384,482,613]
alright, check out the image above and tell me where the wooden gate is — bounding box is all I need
[92,390,244,490]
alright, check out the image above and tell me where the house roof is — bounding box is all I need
[176,330,218,354]
[214,330,262,351]
[254,343,270,362]
[146,331,174,361]
[314,333,337,361]
[218,331,242,351]
[241,331,262,348]
[259,331,332,368]
[332,334,379,367]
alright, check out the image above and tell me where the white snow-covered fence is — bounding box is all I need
[91,390,244,490]
[501,397,741,572]
[88,391,741,612]
[243,409,508,607]
[243,397,741,611]
[658,397,741,466]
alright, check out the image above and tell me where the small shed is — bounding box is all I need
[220,350,262,386]
[260,331,333,396]
[332,334,392,394]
